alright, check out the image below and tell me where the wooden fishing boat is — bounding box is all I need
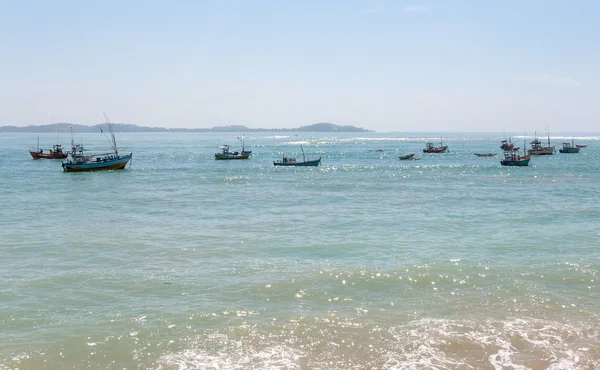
[559,138,580,153]
[62,114,132,172]
[423,138,447,153]
[215,136,251,160]
[527,130,555,155]
[475,153,496,157]
[500,138,515,151]
[274,145,320,166]
[399,153,416,160]
[29,134,68,159]
[30,143,67,159]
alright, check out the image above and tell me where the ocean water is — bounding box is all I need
[1,132,599,370]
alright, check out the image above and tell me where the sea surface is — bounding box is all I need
[1,132,599,370]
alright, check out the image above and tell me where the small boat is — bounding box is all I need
[399,153,415,160]
[576,145,587,148]
[423,138,448,153]
[62,114,132,172]
[527,130,555,155]
[475,153,496,157]
[274,145,321,166]
[559,138,580,153]
[501,141,531,166]
[30,143,67,159]
[29,134,68,159]
[500,138,515,151]
[215,136,251,160]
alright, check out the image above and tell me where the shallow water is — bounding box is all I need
[1,132,599,369]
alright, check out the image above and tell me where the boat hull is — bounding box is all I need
[399,153,415,160]
[528,147,555,155]
[559,148,580,153]
[500,160,530,166]
[500,157,530,166]
[215,154,251,160]
[29,151,68,160]
[62,154,132,172]
[274,158,321,167]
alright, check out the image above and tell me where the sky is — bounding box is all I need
[1,0,599,132]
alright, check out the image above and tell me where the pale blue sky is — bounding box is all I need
[1,0,598,132]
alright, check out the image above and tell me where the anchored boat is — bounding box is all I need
[274,145,321,166]
[62,114,132,172]
[215,136,251,160]
[423,138,448,153]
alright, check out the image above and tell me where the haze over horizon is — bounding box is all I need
[1,1,598,132]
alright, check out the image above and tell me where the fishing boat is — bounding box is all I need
[399,153,416,160]
[527,130,555,155]
[501,141,531,166]
[559,138,580,153]
[61,114,132,172]
[474,153,496,157]
[423,138,448,153]
[215,136,251,160]
[274,145,321,167]
[29,134,68,159]
[500,138,515,151]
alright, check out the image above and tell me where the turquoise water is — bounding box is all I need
[1,132,599,369]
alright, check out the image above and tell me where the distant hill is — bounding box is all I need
[0,122,372,133]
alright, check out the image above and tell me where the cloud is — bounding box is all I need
[403,4,432,13]
[526,74,581,87]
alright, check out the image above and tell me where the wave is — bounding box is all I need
[153,316,599,369]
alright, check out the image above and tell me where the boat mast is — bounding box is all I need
[103,112,118,155]
[301,144,306,162]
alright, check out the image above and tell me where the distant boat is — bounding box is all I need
[500,138,515,151]
[274,145,321,166]
[475,153,496,157]
[559,138,580,153]
[423,138,448,153]
[62,114,132,172]
[527,130,555,155]
[501,140,531,166]
[29,132,67,159]
[215,136,251,160]
[399,153,416,160]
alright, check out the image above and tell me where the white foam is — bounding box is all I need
[158,344,305,370]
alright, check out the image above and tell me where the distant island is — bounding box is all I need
[0,122,372,133]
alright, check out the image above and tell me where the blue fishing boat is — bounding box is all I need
[500,141,530,166]
[62,114,132,172]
